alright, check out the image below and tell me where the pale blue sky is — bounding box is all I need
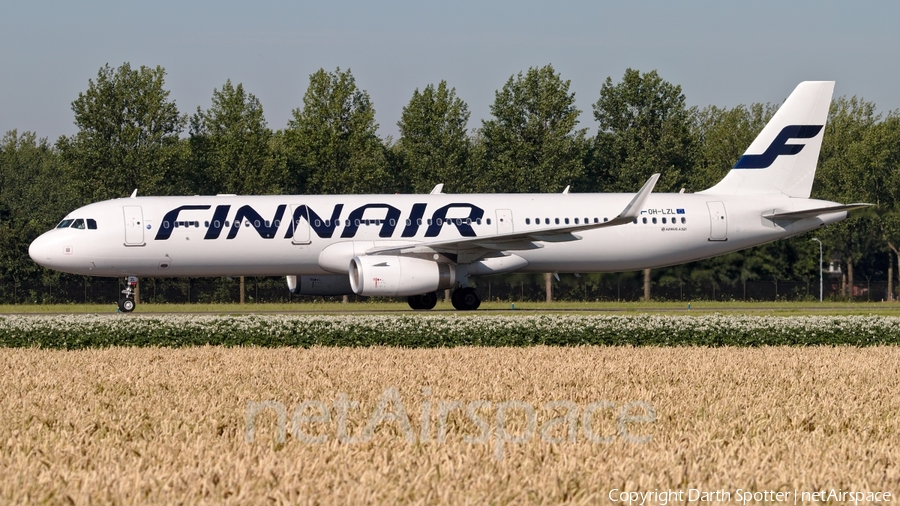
[2,1,898,141]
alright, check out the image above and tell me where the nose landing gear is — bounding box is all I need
[119,276,137,313]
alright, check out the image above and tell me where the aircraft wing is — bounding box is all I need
[762,203,872,220]
[366,174,660,257]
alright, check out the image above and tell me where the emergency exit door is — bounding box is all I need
[496,209,513,234]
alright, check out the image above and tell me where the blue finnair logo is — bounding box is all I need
[153,202,486,241]
[733,125,823,169]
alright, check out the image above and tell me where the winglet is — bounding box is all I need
[605,173,660,225]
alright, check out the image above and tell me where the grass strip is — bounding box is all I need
[1,313,899,348]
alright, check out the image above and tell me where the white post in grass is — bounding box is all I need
[811,238,823,302]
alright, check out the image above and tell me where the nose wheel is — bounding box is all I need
[118,296,136,312]
[119,276,138,313]
[451,287,481,311]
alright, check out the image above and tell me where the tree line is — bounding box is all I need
[1,63,899,304]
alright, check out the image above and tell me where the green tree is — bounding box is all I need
[190,80,281,195]
[478,65,587,193]
[1,131,76,225]
[815,97,888,295]
[0,131,79,303]
[815,96,880,203]
[283,68,391,194]
[57,63,187,202]
[590,69,696,193]
[395,81,471,193]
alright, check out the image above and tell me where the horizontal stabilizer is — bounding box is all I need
[763,203,872,220]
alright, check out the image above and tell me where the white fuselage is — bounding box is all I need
[28,192,845,279]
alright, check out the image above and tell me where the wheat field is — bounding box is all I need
[2,346,899,504]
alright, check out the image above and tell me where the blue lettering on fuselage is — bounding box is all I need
[284,204,343,239]
[203,205,231,240]
[424,203,483,237]
[341,204,401,238]
[154,202,487,241]
[401,203,427,238]
[226,205,286,239]
[155,205,212,240]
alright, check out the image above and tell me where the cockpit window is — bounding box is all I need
[55,218,97,230]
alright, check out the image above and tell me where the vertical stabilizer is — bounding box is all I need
[699,81,834,198]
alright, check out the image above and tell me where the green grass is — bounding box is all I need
[2,300,899,316]
[2,313,900,348]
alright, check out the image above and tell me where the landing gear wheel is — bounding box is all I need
[119,276,138,313]
[119,297,136,313]
[451,287,481,311]
[407,292,438,310]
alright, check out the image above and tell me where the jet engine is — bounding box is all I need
[349,256,455,297]
[286,274,353,295]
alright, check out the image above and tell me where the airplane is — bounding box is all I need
[29,81,869,312]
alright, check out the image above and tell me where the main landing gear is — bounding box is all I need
[406,287,482,311]
[451,286,481,311]
[407,292,438,310]
[119,276,138,313]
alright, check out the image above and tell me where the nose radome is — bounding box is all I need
[29,233,56,268]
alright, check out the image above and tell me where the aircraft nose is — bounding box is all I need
[28,232,67,269]
[29,233,53,267]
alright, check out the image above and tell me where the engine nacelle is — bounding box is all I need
[286,274,353,296]
[349,256,455,297]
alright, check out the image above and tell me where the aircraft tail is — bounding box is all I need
[699,81,834,198]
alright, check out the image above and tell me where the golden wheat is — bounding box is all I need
[1,346,899,504]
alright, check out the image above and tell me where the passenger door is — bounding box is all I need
[123,205,145,245]
[706,201,727,241]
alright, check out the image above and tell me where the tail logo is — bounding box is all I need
[734,125,823,169]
